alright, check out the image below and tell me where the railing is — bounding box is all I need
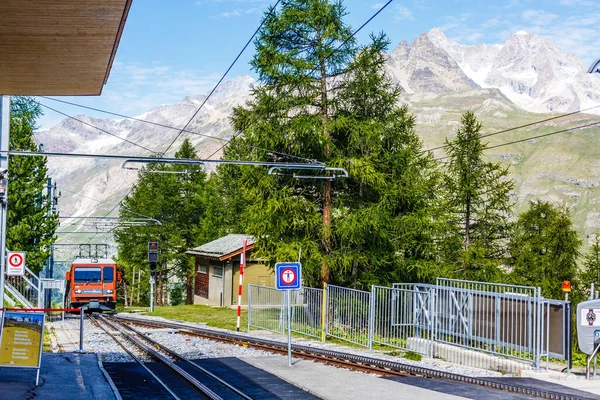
[433,278,543,371]
[248,284,285,335]
[4,265,42,308]
[290,287,324,339]
[372,285,434,355]
[248,278,565,374]
[326,285,372,348]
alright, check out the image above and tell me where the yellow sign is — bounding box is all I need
[0,311,44,368]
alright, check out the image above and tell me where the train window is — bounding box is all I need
[74,267,101,283]
[104,267,114,283]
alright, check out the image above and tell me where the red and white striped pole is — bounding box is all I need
[236,239,247,331]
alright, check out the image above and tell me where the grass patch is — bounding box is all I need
[404,351,422,362]
[145,304,248,331]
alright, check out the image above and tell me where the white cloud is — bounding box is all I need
[394,6,415,21]
[560,0,597,5]
[521,10,559,26]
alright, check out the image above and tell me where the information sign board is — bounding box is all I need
[581,308,600,327]
[275,262,302,290]
[6,251,25,276]
[0,311,44,368]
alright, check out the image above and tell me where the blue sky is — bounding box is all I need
[36,0,600,129]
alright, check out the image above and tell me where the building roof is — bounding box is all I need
[187,234,255,261]
[0,0,132,95]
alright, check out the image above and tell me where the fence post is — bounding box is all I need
[429,287,435,358]
[247,285,252,333]
[368,285,375,352]
[321,283,327,342]
[535,287,542,371]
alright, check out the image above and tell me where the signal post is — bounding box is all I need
[148,242,159,312]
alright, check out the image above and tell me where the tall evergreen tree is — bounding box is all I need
[219,1,443,287]
[116,139,213,304]
[7,97,58,274]
[443,111,514,280]
[509,200,581,299]
[580,234,600,299]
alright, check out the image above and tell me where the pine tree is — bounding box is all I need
[7,97,58,274]
[509,200,581,299]
[219,1,443,287]
[580,234,600,299]
[116,139,214,304]
[443,111,514,281]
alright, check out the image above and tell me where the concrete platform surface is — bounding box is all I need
[520,370,600,397]
[242,355,469,400]
[0,353,117,400]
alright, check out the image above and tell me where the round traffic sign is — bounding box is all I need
[280,268,297,285]
[8,253,23,267]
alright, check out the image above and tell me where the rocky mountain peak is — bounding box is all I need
[384,28,600,114]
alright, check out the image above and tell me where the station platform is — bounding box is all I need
[0,353,117,400]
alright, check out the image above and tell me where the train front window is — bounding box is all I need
[74,268,101,283]
[103,267,114,283]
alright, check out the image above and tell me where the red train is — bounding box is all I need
[65,258,121,311]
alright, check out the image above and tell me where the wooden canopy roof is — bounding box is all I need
[0,0,132,95]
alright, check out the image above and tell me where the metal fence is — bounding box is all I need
[326,285,372,348]
[248,278,566,373]
[248,284,324,339]
[372,285,434,355]
[248,284,285,335]
[290,287,324,339]
[5,265,42,308]
[433,278,544,370]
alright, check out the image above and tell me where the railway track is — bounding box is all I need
[113,314,595,400]
[90,314,254,400]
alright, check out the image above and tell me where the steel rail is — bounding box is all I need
[118,321,253,400]
[113,314,593,400]
[88,315,182,400]
[96,315,225,400]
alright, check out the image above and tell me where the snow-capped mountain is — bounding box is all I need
[42,30,600,252]
[390,28,600,113]
[41,75,255,236]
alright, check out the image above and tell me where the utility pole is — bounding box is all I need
[0,96,10,308]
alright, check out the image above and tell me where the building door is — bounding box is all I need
[209,264,224,306]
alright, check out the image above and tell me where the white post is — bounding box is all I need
[287,290,292,366]
[150,276,154,312]
[236,239,247,331]
[0,96,10,309]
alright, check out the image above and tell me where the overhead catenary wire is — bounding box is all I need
[434,120,600,162]
[423,103,600,154]
[159,0,282,157]
[204,0,395,161]
[37,96,317,164]
[91,0,284,230]
[36,102,160,156]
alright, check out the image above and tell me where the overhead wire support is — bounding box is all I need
[2,150,326,169]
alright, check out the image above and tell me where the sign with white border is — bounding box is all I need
[6,252,25,276]
[275,262,302,290]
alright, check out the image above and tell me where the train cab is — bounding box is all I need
[65,258,121,311]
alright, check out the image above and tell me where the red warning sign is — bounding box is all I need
[6,252,25,276]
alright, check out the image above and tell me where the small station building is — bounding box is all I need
[187,234,274,307]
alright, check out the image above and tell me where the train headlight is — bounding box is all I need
[74,289,82,294]
[106,289,114,294]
